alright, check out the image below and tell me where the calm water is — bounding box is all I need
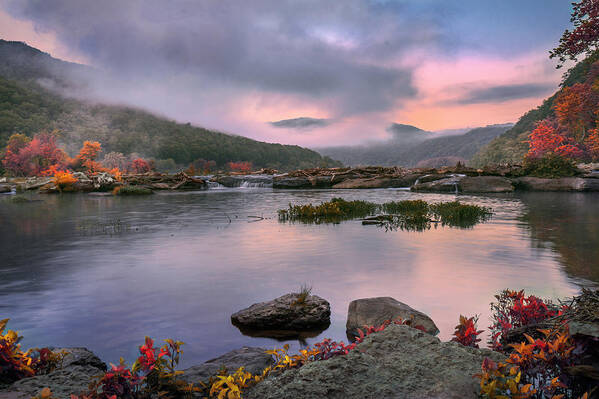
[1,188,598,368]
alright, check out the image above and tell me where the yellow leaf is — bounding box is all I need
[40,388,52,399]
[0,319,8,334]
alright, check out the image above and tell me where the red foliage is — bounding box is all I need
[527,119,568,159]
[129,158,151,174]
[550,0,599,66]
[585,128,599,160]
[91,361,142,399]
[227,161,252,173]
[2,132,69,176]
[451,315,483,348]
[489,290,560,350]
[134,337,167,374]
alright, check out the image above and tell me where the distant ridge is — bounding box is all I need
[0,39,341,171]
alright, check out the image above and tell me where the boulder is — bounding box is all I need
[231,293,330,331]
[246,324,505,399]
[411,176,462,193]
[332,174,420,189]
[0,184,12,193]
[273,176,312,189]
[346,297,439,340]
[23,177,52,191]
[459,176,514,193]
[511,177,599,191]
[181,347,274,384]
[273,176,332,189]
[3,348,106,399]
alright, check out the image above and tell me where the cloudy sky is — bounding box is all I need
[0,0,573,147]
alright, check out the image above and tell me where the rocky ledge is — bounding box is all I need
[0,348,106,399]
[231,293,331,333]
[246,324,505,399]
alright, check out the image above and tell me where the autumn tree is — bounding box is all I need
[2,132,69,176]
[227,161,252,173]
[73,141,103,172]
[551,0,599,67]
[129,158,151,174]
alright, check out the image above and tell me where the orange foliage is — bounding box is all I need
[227,161,252,173]
[73,141,103,173]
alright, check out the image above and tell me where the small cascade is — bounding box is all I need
[207,181,226,190]
[239,180,273,188]
[209,174,274,189]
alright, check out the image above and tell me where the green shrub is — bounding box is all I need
[520,154,581,178]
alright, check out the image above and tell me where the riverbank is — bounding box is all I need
[2,164,599,195]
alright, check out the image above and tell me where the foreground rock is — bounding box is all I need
[231,293,331,332]
[346,297,439,340]
[246,324,504,399]
[181,347,274,384]
[2,348,106,399]
[0,184,12,193]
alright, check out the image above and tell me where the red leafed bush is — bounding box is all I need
[2,132,69,176]
[129,158,151,174]
[227,161,252,173]
[451,315,484,348]
[488,289,560,351]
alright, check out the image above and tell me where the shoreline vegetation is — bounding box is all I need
[1,289,597,399]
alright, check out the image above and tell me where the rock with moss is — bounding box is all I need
[246,324,505,399]
[231,293,330,332]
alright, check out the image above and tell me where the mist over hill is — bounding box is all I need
[316,123,512,167]
[0,39,341,171]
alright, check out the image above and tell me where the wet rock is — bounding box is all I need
[231,293,331,331]
[332,174,420,189]
[346,297,439,340]
[411,175,462,193]
[246,324,505,399]
[3,348,106,399]
[273,176,312,189]
[0,184,12,193]
[213,175,273,188]
[459,176,514,193]
[181,347,274,384]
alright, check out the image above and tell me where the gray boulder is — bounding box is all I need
[459,176,514,193]
[246,324,505,399]
[332,174,419,189]
[411,176,462,193]
[346,297,439,340]
[3,348,106,399]
[181,347,274,384]
[231,293,330,331]
[0,184,12,193]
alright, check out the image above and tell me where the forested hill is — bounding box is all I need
[317,124,511,167]
[0,39,341,171]
[471,52,599,166]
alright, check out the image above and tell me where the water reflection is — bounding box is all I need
[0,189,594,368]
[517,192,599,285]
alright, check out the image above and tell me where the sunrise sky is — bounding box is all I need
[0,0,573,147]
